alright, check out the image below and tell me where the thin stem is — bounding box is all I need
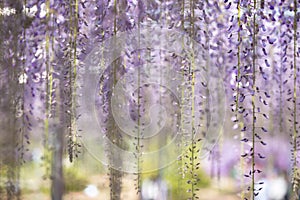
[236,1,245,199]
[71,0,79,155]
[20,0,27,164]
[177,1,185,198]
[251,0,257,199]
[44,0,52,178]
[190,0,196,198]
[136,1,141,193]
[292,0,298,192]
[279,9,283,133]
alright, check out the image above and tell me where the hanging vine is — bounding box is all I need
[291,0,299,195]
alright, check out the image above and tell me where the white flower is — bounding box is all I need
[56,14,65,24]
[0,7,16,16]
[39,3,47,18]
[18,73,28,84]
[23,5,37,18]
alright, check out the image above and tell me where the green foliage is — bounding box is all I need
[64,166,88,192]
[141,164,210,200]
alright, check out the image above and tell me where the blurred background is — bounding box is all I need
[0,0,299,199]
